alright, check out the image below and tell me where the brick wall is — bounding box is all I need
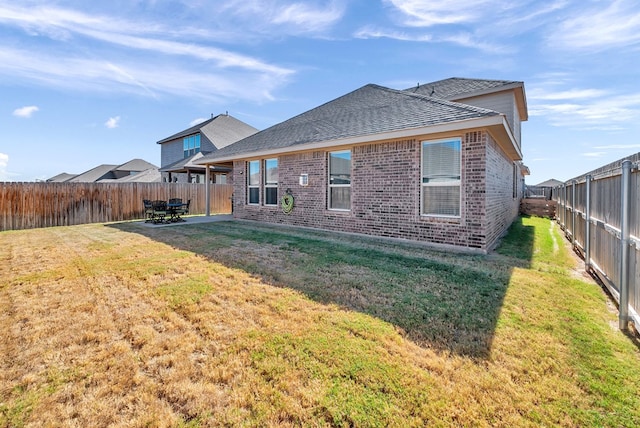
[484,133,520,250]
[232,130,519,252]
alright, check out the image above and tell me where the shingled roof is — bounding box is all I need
[157,113,258,150]
[405,77,522,100]
[198,84,501,163]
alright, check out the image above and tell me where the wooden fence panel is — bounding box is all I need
[0,182,233,231]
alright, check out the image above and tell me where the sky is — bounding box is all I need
[1,0,639,185]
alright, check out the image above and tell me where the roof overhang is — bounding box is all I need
[197,114,523,165]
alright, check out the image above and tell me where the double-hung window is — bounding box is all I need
[183,134,201,158]
[264,159,278,206]
[248,160,260,204]
[328,150,351,210]
[421,138,461,216]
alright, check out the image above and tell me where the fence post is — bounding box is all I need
[205,166,211,216]
[560,184,565,229]
[619,160,631,331]
[571,180,576,247]
[585,175,592,271]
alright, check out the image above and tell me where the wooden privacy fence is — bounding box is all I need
[0,182,233,231]
[555,156,640,332]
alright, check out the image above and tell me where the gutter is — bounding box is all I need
[197,114,519,165]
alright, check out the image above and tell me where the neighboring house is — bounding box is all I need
[46,172,77,183]
[156,113,258,184]
[197,78,528,252]
[46,159,160,183]
[535,179,563,188]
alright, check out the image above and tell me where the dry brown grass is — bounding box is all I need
[1,218,639,427]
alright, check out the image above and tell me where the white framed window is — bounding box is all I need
[248,160,260,204]
[264,158,278,206]
[328,150,351,210]
[421,138,461,217]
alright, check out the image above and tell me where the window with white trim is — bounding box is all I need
[328,150,351,210]
[264,158,278,206]
[248,160,260,204]
[421,138,461,216]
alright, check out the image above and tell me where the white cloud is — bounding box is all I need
[13,105,39,118]
[0,3,295,102]
[593,144,640,150]
[581,152,606,158]
[354,26,432,42]
[384,0,493,26]
[528,88,609,101]
[354,26,510,54]
[217,0,345,34]
[550,0,640,51]
[271,1,345,32]
[528,81,640,130]
[105,116,120,129]
[189,117,208,127]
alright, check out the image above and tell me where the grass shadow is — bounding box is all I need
[109,216,536,359]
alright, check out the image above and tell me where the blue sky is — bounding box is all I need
[1,0,639,184]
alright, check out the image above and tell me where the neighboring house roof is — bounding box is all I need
[159,152,232,173]
[406,77,528,121]
[114,158,157,172]
[59,159,160,183]
[108,168,161,183]
[46,172,77,182]
[156,113,259,150]
[535,178,564,187]
[198,83,507,164]
[66,164,118,183]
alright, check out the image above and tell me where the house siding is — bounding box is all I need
[231,129,518,252]
[457,91,521,150]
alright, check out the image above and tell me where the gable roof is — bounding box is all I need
[106,168,161,183]
[156,113,258,150]
[406,77,528,121]
[46,172,77,182]
[198,84,505,163]
[535,178,564,187]
[61,159,159,183]
[114,158,157,172]
[406,77,520,99]
[66,164,118,182]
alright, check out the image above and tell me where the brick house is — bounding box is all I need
[198,78,528,252]
[156,113,257,184]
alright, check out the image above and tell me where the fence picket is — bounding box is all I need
[0,182,233,231]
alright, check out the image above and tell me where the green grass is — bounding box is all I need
[1,216,639,426]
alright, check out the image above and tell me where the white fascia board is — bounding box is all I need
[197,115,506,165]
[486,116,523,161]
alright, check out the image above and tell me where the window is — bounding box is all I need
[183,134,201,158]
[264,159,278,205]
[421,138,461,216]
[329,150,351,210]
[248,160,260,204]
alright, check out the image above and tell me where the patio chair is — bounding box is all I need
[177,199,190,217]
[151,200,168,224]
[143,199,154,222]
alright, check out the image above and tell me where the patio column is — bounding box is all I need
[205,164,211,216]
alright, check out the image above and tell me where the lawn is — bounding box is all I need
[1,216,639,427]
